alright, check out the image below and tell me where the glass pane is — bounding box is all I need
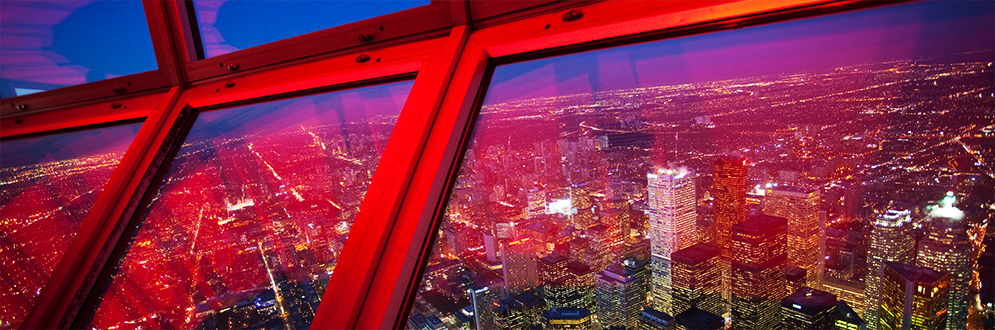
[0,122,142,329]
[409,2,993,330]
[192,0,430,58]
[88,80,413,330]
[0,0,158,98]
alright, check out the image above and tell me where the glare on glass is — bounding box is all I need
[0,0,158,98]
[406,2,993,330]
[0,122,143,329]
[192,0,430,58]
[87,81,413,330]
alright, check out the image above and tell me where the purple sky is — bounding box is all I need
[484,1,995,105]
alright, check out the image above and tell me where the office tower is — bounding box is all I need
[623,257,652,305]
[835,301,867,330]
[541,254,569,288]
[468,284,501,330]
[674,308,724,330]
[713,157,747,258]
[587,224,613,271]
[730,215,787,329]
[571,182,595,230]
[494,297,525,330]
[864,208,915,330]
[502,237,539,294]
[565,261,596,311]
[639,308,676,330]
[916,194,971,330]
[713,157,746,306]
[843,184,864,221]
[527,187,546,218]
[782,287,837,330]
[495,221,517,240]
[764,185,823,289]
[647,167,697,313]
[485,232,499,263]
[880,262,950,330]
[670,243,723,316]
[543,308,592,329]
[514,292,547,329]
[786,266,807,296]
[596,264,643,329]
[823,277,866,315]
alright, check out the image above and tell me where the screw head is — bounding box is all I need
[355,54,371,63]
[225,80,236,88]
[111,102,123,109]
[227,63,239,71]
[562,9,584,22]
[114,86,126,93]
[358,33,374,42]
[15,104,27,110]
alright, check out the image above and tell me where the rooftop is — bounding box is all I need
[781,287,838,316]
[671,243,721,265]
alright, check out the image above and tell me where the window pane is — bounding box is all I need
[0,122,142,329]
[88,80,413,330]
[192,0,430,58]
[408,2,993,330]
[0,0,158,98]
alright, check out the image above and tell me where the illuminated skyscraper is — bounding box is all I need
[863,208,915,330]
[834,301,867,330]
[571,182,595,230]
[713,157,746,258]
[493,297,525,330]
[916,193,971,330]
[781,287,838,330]
[647,167,697,313]
[713,157,746,305]
[879,262,950,330]
[596,264,643,329]
[502,237,540,294]
[671,243,723,317]
[764,185,823,289]
[730,215,787,329]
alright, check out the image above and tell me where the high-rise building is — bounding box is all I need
[468,284,501,330]
[514,292,547,329]
[764,185,823,289]
[781,287,838,330]
[565,261,596,311]
[879,262,950,330]
[502,237,540,294]
[864,208,915,330]
[670,243,723,317]
[493,297,526,330]
[623,257,652,306]
[834,301,867,330]
[730,215,787,329]
[713,157,746,306]
[916,194,971,330]
[638,308,676,330]
[647,167,697,313]
[786,266,807,296]
[596,264,644,329]
[571,182,595,230]
[823,276,866,316]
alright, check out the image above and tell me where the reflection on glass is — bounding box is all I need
[192,0,430,58]
[87,81,413,330]
[0,122,142,329]
[0,0,158,98]
[408,2,993,330]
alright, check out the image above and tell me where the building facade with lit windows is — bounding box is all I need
[0,0,992,330]
[864,207,917,330]
[646,166,697,314]
[764,185,824,289]
[879,262,951,330]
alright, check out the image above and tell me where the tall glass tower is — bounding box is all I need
[863,207,915,330]
[916,193,971,330]
[647,167,697,313]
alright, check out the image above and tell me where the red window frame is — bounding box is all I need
[0,0,914,328]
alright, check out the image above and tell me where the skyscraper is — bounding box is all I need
[864,208,915,330]
[571,182,595,230]
[713,157,746,257]
[916,194,971,330]
[879,262,950,330]
[764,185,823,289]
[730,215,788,329]
[647,167,697,313]
[781,287,838,330]
[713,157,746,305]
[670,243,724,317]
[596,264,643,329]
[502,237,540,294]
